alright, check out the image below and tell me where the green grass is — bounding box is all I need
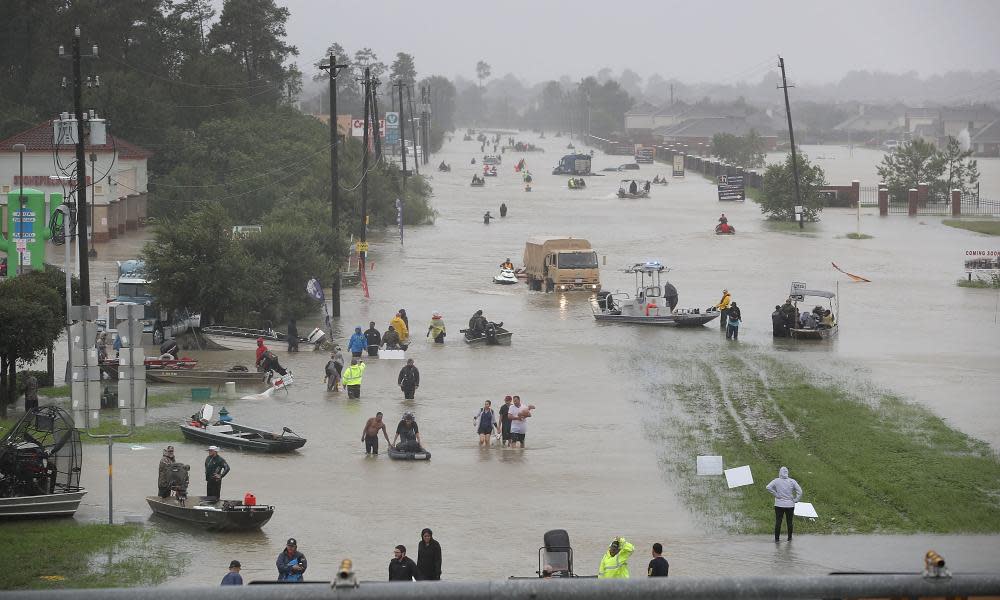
[80,420,183,444]
[845,232,873,239]
[944,219,1000,235]
[1,417,182,444]
[958,276,1000,289]
[0,521,179,589]
[39,385,70,398]
[651,352,1000,534]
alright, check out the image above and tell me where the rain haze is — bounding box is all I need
[284,0,1000,84]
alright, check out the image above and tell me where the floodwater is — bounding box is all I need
[47,133,1000,583]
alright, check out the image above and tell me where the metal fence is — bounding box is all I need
[6,574,1000,600]
[960,193,1000,217]
[858,185,879,207]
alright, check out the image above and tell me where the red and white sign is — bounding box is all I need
[351,119,386,138]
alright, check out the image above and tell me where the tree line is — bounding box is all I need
[1,0,435,329]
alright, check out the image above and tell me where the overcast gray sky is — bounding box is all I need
[282,0,1000,85]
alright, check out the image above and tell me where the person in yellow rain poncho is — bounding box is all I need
[427,313,446,344]
[597,537,634,579]
[390,312,410,347]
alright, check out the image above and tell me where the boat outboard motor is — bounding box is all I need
[160,339,179,359]
[484,322,498,344]
[542,529,573,577]
[167,463,191,500]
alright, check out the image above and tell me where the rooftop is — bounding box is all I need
[0,121,153,159]
[972,119,1000,144]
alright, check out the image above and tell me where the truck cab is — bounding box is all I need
[111,260,157,334]
[523,237,601,293]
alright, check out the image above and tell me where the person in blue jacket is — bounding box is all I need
[276,538,307,582]
[348,327,367,358]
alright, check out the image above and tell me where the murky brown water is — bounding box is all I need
[35,134,1000,583]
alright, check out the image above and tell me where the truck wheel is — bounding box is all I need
[545,279,555,293]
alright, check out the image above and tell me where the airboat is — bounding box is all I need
[0,406,86,519]
[592,261,719,327]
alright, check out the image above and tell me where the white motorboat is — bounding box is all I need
[202,326,325,351]
[493,268,519,285]
[591,261,719,327]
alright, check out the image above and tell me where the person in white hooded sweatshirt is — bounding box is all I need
[765,466,802,542]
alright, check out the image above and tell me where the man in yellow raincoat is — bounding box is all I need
[714,288,732,330]
[390,313,409,346]
[597,537,634,579]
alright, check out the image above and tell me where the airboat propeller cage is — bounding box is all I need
[0,406,83,498]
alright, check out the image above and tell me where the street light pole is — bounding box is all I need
[12,143,26,275]
[89,152,97,258]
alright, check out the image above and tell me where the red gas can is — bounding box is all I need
[244,492,256,506]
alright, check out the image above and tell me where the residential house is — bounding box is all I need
[655,116,779,152]
[833,105,905,134]
[971,119,1000,157]
[940,107,999,139]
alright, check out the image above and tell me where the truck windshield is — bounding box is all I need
[558,251,598,269]
[118,283,150,298]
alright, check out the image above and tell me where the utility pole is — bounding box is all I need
[394,82,408,184]
[406,85,419,175]
[421,86,431,164]
[360,67,371,270]
[318,54,347,317]
[778,56,803,229]
[60,26,99,303]
[372,78,382,162]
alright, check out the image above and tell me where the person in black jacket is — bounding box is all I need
[417,528,442,580]
[364,321,382,357]
[388,545,420,581]
[398,359,420,399]
[276,538,307,582]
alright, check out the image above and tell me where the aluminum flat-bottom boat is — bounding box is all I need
[146,496,274,531]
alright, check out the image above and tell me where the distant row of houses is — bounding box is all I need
[624,102,783,152]
[623,101,1000,157]
[833,105,1000,156]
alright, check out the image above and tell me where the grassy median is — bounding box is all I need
[651,351,1000,534]
[0,521,176,589]
[944,219,1000,236]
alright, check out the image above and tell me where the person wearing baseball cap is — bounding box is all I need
[204,446,229,502]
[221,560,242,585]
[276,538,307,582]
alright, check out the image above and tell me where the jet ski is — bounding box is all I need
[493,268,518,285]
[715,223,736,235]
[388,444,431,460]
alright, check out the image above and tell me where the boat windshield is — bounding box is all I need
[558,251,599,269]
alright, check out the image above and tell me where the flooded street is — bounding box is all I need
[65,132,999,582]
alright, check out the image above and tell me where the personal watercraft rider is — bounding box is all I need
[392,412,423,452]
[719,213,728,225]
[500,258,514,270]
